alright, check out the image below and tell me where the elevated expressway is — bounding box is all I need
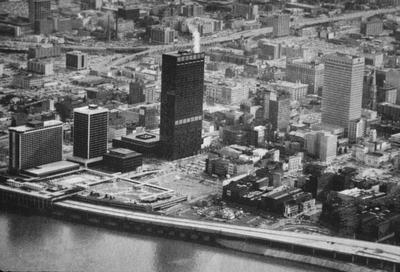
[55,199,400,272]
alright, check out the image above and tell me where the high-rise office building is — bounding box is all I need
[319,132,337,163]
[150,26,176,45]
[73,105,109,162]
[321,53,365,131]
[160,51,205,160]
[28,0,51,24]
[232,2,258,20]
[66,51,88,70]
[8,120,63,174]
[129,79,146,104]
[265,14,290,37]
[269,91,291,132]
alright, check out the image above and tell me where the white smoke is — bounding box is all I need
[188,22,200,53]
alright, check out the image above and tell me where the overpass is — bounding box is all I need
[292,7,400,29]
[1,7,399,64]
[108,7,400,66]
[54,200,400,272]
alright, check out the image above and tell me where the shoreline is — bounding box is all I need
[0,204,389,272]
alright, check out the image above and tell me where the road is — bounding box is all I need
[57,199,400,267]
[1,7,399,67]
[106,6,400,67]
[292,7,400,28]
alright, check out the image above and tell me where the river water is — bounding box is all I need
[0,209,332,272]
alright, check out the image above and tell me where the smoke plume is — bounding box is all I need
[188,23,200,53]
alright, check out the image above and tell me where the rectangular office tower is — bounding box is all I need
[8,120,63,174]
[160,51,205,160]
[321,53,364,131]
[66,51,88,70]
[73,105,108,162]
[28,0,51,23]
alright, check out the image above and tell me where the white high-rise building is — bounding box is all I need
[322,53,364,133]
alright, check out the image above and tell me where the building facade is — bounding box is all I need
[361,18,383,36]
[265,14,290,37]
[269,92,291,131]
[321,53,364,132]
[129,79,146,104]
[28,44,61,59]
[81,0,102,10]
[66,51,88,70]
[150,26,175,45]
[286,59,324,95]
[27,59,53,75]
[8,120,63,174]
[73,105,109,160]
[28,0,51,24]
[160,51,205,160]
[103,148,142,173]
[232,3,258,20]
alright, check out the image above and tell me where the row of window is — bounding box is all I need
[175,115,202,125]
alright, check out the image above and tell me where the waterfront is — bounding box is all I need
[0,209,333,272]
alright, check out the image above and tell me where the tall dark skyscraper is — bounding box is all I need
[73,105,109,162]
[160,51,205,160]
[28,0,51,24]
[8,120,63,174]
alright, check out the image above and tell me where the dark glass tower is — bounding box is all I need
[73,105,109,160]
[160,51,205,160]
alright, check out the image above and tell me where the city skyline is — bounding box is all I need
[0,0,400,271]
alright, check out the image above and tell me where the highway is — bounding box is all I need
[105,6,400,67]
[56,199,400,267]
[2,6,398,66]
[292,6,400,28]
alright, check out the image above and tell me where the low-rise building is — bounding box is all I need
[12,75,44,89]
[266,80,308,101]
[27,59,53,75]
[112,131,160,156]
[258,40,282,60]
[361,18,383,36]
[150,26,175,44]
[286,59,324,95]
[103,148,143,173]
[28,44,61,59]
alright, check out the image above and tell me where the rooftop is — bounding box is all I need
[123,132,160,143]
[23,161,80,177]
[164,51,205,60]
[107,148,142,158]
[272,80,308,89]
[9,120,62,133]
[74,105,109,115]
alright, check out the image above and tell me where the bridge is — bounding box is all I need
[54,199,400,272]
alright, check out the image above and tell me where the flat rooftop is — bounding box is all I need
[164,51,205,60]
[272,80,308,88]
[39,169,113,188]
[123,132,160,143]
[9,120,62,133]
[23,161,80,177]
[107,148,142,158]
[74,105,109,115]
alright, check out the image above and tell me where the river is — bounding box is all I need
[0,209,333,272]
